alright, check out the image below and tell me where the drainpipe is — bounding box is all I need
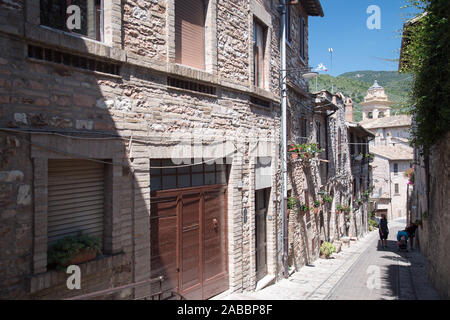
[279,0,289,279]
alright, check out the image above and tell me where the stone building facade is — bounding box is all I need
[285,90,371,268]
[359,81,413,220]
[0,0,348,300]
[346,98,374,239]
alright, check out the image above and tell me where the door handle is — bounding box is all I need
[213,218,219,231]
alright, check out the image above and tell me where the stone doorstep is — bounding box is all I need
[28,252,125,294]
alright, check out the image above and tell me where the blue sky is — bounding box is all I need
[308,0,421,76]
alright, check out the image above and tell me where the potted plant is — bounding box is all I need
[313,200,321,214]
[288,144,299,160]
[47,233,102,270]
[321,193,333,205]
[336,204,344,213]
[299,203,311,214]
[343,205,351,214]
[287,196,298,216]
[320,242,336,259]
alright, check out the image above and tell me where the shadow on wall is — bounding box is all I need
[0,10,149,299]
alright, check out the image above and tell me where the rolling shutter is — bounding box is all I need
[47,159,105,246]
[175,0,205,70]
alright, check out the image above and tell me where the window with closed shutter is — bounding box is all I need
[253,19,266,88]
[47,159,105,246]
[299,16,306,60]
[175,0,206,70]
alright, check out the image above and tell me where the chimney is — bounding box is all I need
[345,97,354,122]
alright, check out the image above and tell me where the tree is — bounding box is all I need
[400,0,450,153]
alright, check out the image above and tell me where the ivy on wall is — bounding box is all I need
[400,0,450,153]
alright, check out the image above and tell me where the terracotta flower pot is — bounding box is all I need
[291,153,298,160]
[313,207,319,214]
[63,248,98,267]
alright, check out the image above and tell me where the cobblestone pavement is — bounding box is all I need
[215,218,441,300]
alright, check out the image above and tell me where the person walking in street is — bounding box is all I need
[405,222,418,250]
[378,214,389,249]
[397,229,409,252]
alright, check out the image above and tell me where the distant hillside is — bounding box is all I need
[312,71,413,122]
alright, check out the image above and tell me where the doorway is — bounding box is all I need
[255,188,270,282]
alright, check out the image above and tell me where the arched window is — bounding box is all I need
[368,111,373,119]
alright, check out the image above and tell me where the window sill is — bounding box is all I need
[24,23,126,63]
[26,57,123,80]
[167,63,218,86]
[28,252,126,294]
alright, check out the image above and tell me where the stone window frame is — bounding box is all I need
[167,0,218,74]
[250,0,272,91]
[24,0,122,51]
[31,135,123,275]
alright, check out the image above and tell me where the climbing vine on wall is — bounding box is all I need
[401,0,450,153]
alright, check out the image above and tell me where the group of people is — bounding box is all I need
[377,213,418,251]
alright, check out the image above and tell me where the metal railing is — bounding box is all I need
[65,276,185,300]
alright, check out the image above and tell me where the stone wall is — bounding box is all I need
[412,132,450,299]
[0,0,287,299]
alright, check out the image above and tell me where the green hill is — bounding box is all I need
[311,71,413,122]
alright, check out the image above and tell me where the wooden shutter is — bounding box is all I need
[253,20,265,88]
[300,16,306,60]
[175,0,205,70]
[47,159,105,246]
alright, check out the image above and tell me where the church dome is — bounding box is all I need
[369,80,383,90]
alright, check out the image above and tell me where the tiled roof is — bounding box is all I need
[370,145,413,160]
[360,115,412,129]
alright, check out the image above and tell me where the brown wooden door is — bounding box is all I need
[255,188,269,282]
[202,187,228,299]
[151,185,228,300]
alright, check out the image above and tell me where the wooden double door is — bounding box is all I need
[150,185,228,300]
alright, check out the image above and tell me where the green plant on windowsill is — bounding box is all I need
[422,211,429,219]
[313,200,321,208]
[320,242,336,259]
[336,204,344,213]
[321,193,333,204]
[47,233,102,271]
[287,196,299,210]
[299,204,311,213]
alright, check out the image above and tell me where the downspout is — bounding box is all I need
[279,0,289,279]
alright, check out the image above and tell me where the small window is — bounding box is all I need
[150,159,227,192]
[316,121,321,149]
[286,6,292,43]
[300,117,307,143]
[395,183,399,194]
[40,0,104,42]
[394,163,398,175]
[379,111,385,118]
[368,112,373,119]
[299,16,306,60]
[253,19,267,88]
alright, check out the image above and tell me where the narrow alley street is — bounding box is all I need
[216,218,441,300]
